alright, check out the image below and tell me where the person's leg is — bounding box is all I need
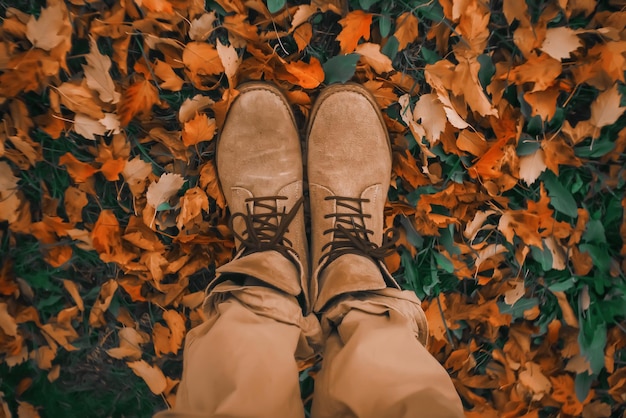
[156,83,321,417]
[157,284,319,418]
[311,290,464,418]
[306,84,463,417]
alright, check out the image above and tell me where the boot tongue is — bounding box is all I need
[314,254,390,312]
[216,251,302,297]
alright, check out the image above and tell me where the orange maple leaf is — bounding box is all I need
[117,79,160,127]
[280,57,325,89]
[337,10,372,53]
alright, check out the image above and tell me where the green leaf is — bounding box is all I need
[359,0,379,10]
[516,135,541,156]
[574,137,615,158]
[266,0,285,13]
[531,244,553,271]
[579,243,610,273]
[498,297,539,319]
[323,54,360,84]
[379,15,392,38]
[420,47,440,64]
[542,171,578,218]
[575,372,593,403]
[578,319,606,375]
[381,36,399,60]
[434,252,454,273]
[477,54,495,88]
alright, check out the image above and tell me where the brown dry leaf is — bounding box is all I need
[199,161,225,209]
[0,303,18,337]
[146,173,185,211]
[216,39,240,88]
[179,94,215,123]
[182,42,224,89]
[62,280,84,311]
[524,87,560,121]
[127,360,167,395]
[83,37,121,104]
[519,362,552,401]
[589,83,626,132]
[91,209,123,257]
[176,187,209,230]
[413,93,447,143]
[294,23,313,52]
[182,113,216,147]
[88,279,118,327]
[189,12,217,41]
[25,2,67,51]
[337,10,372,53]
[281,57,325,89]
[122,156,152,197]
[0,161,21,224]
[107,327,147,360]
[518,148,547,185]
[394,12,418,51]
[163,310,186,354]
[553,290,579,327]
[55,81,105,120]
[134,0,174,14]
[551,374,593,415]
[58,153,98,183]
[17,401,40,418]
[540,26,582,61]
[290,4,317,32]
[154,60,184,91]
[452,58,498,116]
[73,113,107,140]
[355,42,393,74]
[455,0,490,54]
[117,78,160,126]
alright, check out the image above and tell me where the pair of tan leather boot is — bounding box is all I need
[212,82,401,314]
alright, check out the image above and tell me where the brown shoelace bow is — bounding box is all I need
[318,196,397,268]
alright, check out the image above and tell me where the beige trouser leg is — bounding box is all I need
[155,281,322,418]
[311,289,465,418]
[157,285,463,418]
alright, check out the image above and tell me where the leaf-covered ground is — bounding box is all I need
[1,0,626,416]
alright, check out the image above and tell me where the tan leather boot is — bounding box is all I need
[211,83,310,310]
[307,83,401,312]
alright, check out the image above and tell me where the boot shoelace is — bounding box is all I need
[230,196,303,260]
[318,196,398,268]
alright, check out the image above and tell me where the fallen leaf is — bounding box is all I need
[189,12,217,41]
[127,360,167,395]
[107,327,147,360]
[216,39,240,88]
[25,2,66,51]
[176,187,209,230]
[83,37,121,104]
[0,303,18,336]
[182,113,216,147]
[134,0,174,14]
[179,94,215,123]
[413,93,447,143]
[117,79,160,126]
[589,83,626,131]
[519,362,552,401]
[281,57,325,89]
[146,173,185,211]
[518,148,547,185]
[88,279,118,327]
[154,60,184,91]
[394,12,418,51]
[355,42,393,74]
[337,10,372,53]
[58,153,98,183]
[62,280,84,311]
[540,26,582,60]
